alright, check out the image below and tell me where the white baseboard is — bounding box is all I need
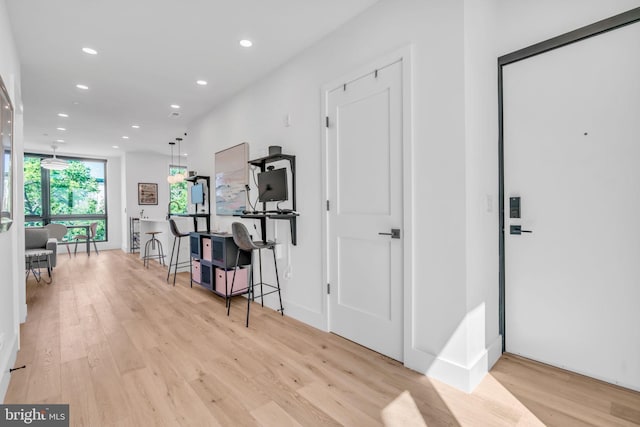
[282,300,326,331]
[404,335,503,393]
[20,304,27,324]
[0,332,18,403]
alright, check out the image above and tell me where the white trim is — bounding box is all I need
[404,335,503,393]
[282,300,326,331]
[508,351,640,393]
[321,44,414,359]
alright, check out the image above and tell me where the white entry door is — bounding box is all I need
[504,22,640,390]
[326,60,403,361]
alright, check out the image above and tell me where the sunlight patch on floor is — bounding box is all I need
[430,374,545,426]
[381,391,428,427]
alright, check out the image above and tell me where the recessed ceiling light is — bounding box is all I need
[196,80,208,86]
[56,139,64,143]
[57,113,69,118]
[170,104,181,109]
[57,127,66,131]
[122,136,129,139]
[82,47,98,55]
[131,125,140,129]
[239,39,253,48]
[76,84,89,90]
[112,145,119,149]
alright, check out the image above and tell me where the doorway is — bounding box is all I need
[323,51,411,362]
[499,9,640,390]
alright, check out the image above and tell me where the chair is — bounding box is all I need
[25,228,58,283]
[142,231,166,268]
[45,223,71,257]
[74,222,99,256]
[166,219,191,285]
[227,222,283,327]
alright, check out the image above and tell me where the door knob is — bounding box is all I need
[378,228,401,239]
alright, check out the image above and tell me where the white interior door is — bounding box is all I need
[327,60,403,361]
[504,22,640,391]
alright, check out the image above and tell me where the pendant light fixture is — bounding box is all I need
[167,134,186,183]
[167,141,177,183]
[173,137,185,183]
[41,144,69,170]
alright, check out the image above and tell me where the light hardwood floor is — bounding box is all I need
[5,250,640,426]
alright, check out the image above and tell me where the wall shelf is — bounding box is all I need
[243,153,298,245]
[182,175,211,232]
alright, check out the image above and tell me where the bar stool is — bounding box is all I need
[166,219,191,286]
[143,231,166,268]
[227,222,283,327]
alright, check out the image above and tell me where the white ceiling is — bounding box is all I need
[6,0,379,157]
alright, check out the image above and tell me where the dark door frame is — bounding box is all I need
[498,7,640,351]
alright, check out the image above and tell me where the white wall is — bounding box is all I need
[188,0,477,390]
[122,151,174,250]
[0,0,22,402]
[460,0,502,390]
[103,156,122,251]
[496,0,640,56]
[187,0,640,392]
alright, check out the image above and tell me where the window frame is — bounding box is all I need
[24,153,109,242]
[169,164,188,215]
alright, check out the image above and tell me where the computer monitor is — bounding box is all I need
[258,168,288,202]
[190,183,204,204]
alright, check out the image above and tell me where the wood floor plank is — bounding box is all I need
[60,357,101,427]
[250,401,304,427]
[86,340,134,425]
[189,373,257,427]
[25,318,61,403]
[121,367,185,427]
[297,381,383,426]
[5,250,640,427]
[105,327,146,375]
[59,323,86,364]
[142,346,217,426]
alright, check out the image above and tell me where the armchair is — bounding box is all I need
[25,228,58,269]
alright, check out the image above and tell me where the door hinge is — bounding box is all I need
[325,116,329,128]
[327,283,330,294]
[326,200,330,211]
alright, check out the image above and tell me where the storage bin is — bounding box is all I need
[202,237,212,261]
[215,267,248,296]
[191,259,201,283]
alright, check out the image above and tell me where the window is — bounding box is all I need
[169,165,187,214]
[24,154,108,240]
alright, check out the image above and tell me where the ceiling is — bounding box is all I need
[5,0,379,157]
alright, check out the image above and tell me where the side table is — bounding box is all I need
[25,248,53,284]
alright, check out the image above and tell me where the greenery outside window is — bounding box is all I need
[169,165,187,215]
[24,154,108,240]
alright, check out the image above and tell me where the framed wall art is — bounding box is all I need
[214,142,248,216]
[138,182,158,205]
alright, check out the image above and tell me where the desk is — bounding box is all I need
[139,217,193,270]
[239,212,299,245]
[25,249,53,284]
[66,225,91,255]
